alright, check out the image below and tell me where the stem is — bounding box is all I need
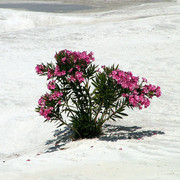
[101,101,127,125]
[94,101,103,122]
[71,83,85,112]
[100,108,108,125]
[84,80,92,120]
[53,113,82,139]
[65,122,82,139]
[79,83,89,108]
[64,96,75,118]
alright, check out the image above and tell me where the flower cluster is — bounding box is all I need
[110,70,139,91]
[49,91,63,101]
[55,49,94,63]
[38,91,63,120]
[128,92,151,109]
[110,69,161,109]
[143,84,161,97]
[35,64,45,75]
[38,94,53,120]
[47,80,56,90]
[35,49,94,84]
[36,49,95,120]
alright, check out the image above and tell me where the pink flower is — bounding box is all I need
[35,64,45,74]
[75,71,83,78]
[55,50,95,71]
[49,91,63,100]
[61,57,66,63]
[68,68,73,73]
[47,80,56,90]
[56,92,63,97]
[75,71,85,83]
[122,93,128,97]
[142,77,147,83]
[38,93,50,106]
[47,68,54,79]
[129,95,137,107]
[155,86,161,97]
[121,82,128,88]
[39,106,53,120]
[111,70,139,91]
[139,94,145,104]
[76,65,81,71]
[143,86,149,94]
[88,52,95,61]
[60,70,66,76]
[54,65,66,76]
[148,84,156,91]
[38,96,46,106]
[144,98,150,108]
[68,75,76,82]
[97,68,101,73]
[54,65,60,76]
[134,95,139,101]
[54,53,57,59]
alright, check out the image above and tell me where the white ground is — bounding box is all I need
[0,0,180,179]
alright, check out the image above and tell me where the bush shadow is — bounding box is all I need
[99,124,165,141]
[45,124,165,152]
[45,126,72,153]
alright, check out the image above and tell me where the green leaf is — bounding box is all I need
[119,113,128,116]
[114,114,123,119]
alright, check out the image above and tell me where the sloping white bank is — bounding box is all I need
[0,1,180,180]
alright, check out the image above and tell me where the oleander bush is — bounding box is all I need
[35,50,161,139]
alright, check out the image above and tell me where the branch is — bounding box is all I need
[52,113,82,139]
[100,101,127,125]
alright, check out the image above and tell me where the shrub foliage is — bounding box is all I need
[36,50,161,139]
